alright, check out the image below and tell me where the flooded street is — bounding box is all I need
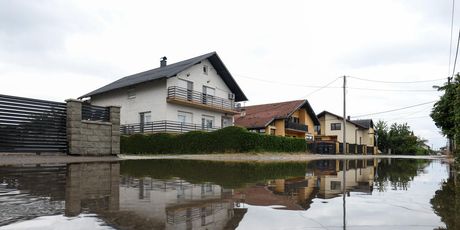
[0,158,454,229]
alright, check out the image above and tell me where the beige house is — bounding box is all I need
[316,111,376,153]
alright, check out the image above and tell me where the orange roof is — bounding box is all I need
[235,100,318,129]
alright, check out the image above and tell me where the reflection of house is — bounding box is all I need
[80,52,248,134]
[254,159,378,209]
[234,99,320,139]
[119,176,237,230]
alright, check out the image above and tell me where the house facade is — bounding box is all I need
[80,52,248,133]
[316,111,376,153]
[234,100,320,140]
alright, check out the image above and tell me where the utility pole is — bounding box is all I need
[343,76,347,154]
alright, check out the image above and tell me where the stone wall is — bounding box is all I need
[66,99,120,156]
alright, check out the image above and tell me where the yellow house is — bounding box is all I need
[234,99,320,140]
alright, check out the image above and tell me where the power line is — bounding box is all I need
[351,101,436,118]
[452,28,460,77]
[348,87,437,92]
[236,74,342,89]
[302,77,342,98]
[348,76,446,84]
[237,74,438,92]
[449,0,456,75]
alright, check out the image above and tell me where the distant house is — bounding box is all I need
[234,100,320,140]
[316,111,376,150]
[79,52,248,133]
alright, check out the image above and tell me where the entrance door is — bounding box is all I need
[202,86,215,105]
[179,79,193,101]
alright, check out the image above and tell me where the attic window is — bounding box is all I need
[203,65,208,75]
[127,89,136,99]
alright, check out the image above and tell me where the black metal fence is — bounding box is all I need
[82,103,110,122]
[167,86,235,111]
[308,142,336,154]
[0,94,67,153]
[121,120,220,134]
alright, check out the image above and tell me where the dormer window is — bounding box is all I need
[203,65,208,75]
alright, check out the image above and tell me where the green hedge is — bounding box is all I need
[120,126,306,154]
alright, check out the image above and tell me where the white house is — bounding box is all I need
[79,52,248,133]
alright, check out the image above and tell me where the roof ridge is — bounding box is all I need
[243,99,306,108]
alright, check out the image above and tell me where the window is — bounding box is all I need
[331,123,341,130]
[178,111,192,124]
[202,86,215,105]
[259,128,266,133]
[139,112,151,123]
[331,181,341,190]
[221,116,232,128]
[290,117,300,123]
[203,65,208,75]
[139,112,151,133]
[201,115,214,129]
[178,79,193,101]
[127,89,136,99]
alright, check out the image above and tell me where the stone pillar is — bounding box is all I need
[66,99,83,155]
[109,106,121,155]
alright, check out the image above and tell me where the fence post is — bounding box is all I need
[109,106,121,155]
[66,99,83,155]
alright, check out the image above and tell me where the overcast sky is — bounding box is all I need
[0,0,458,149]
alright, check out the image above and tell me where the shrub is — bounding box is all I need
[120,126,306,154]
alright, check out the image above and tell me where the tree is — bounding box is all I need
[375,120,428,155]
[375,120,389,153]
[430,74,460,154]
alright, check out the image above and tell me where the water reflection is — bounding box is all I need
[431,163,460,230]
[0,158,452,229]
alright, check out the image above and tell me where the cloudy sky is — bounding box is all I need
[0,0,458,149]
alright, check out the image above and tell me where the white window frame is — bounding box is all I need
[201,115,215,129]
[177,111,193,124]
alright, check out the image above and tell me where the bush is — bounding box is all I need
[120,126,306,154]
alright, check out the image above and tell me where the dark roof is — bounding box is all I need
[351,119,374,129]
[316,111,368,129]
[234,99,320,129]
[79,52,248,101]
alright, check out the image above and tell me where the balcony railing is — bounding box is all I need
[120,120,220,135]
[167,86,236,113]
[285,121,308,132]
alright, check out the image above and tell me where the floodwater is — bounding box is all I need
[0,158,455,230]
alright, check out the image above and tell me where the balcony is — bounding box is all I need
[120,120,220,135]
[167,86,237,114]
[285,121,308,132]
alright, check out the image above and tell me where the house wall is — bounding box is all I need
[166,59,234,126]
[90,79,168,125]
[166,59,232,100]
[274,119,285,136]
[321,114,364,144]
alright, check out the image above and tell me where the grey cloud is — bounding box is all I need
[0,0,118,77]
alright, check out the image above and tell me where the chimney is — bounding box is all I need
[160,56,167,67]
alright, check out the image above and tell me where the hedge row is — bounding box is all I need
[121,126,306,154]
